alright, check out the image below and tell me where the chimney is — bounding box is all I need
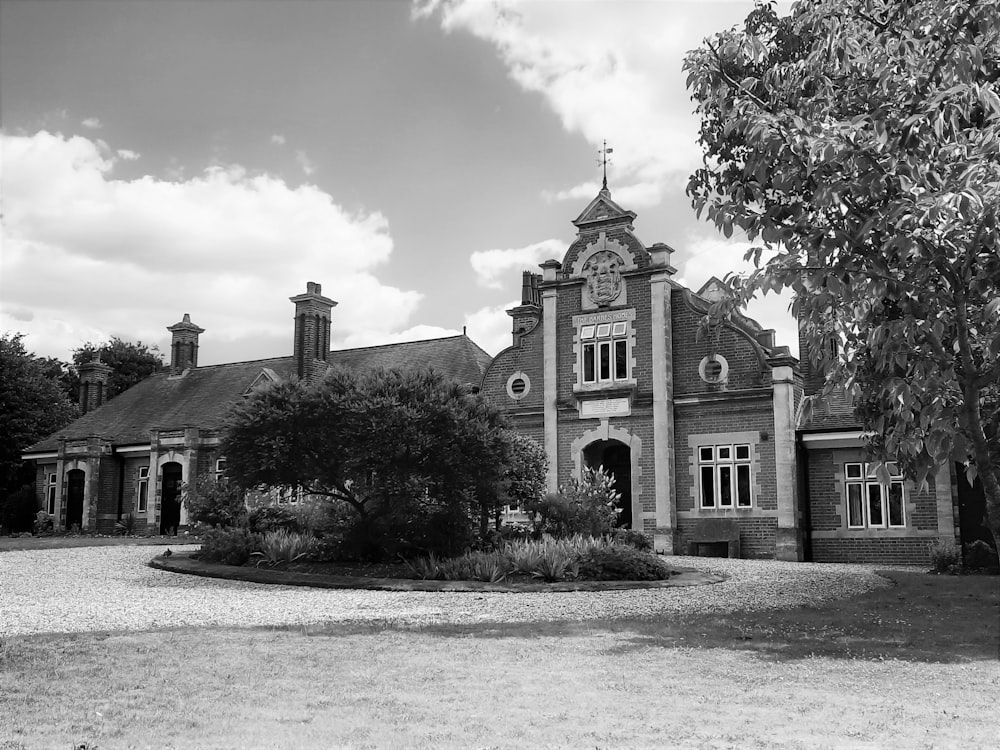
[78,355,112,415]
[290,281,337,382]
[507,271,542,346]
[167,313,205,374]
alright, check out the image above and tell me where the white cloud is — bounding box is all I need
[270,134,286,146]
[469,238,565,289]
[295,149,317,176]
[116,149,140,161]
[463,301,520,356]
[0,131,430,365]
[416,0,704,203]
[81,117,102,129]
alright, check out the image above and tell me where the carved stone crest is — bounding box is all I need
[583,250,624,305]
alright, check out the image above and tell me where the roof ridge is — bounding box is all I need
[330,334,465,355]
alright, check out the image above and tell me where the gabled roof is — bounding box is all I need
[328,334,492,388]
[24,334,494,454]
[572,187,636,228]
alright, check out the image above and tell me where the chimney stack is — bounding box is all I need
[78,355,112,414]
[290,282,337,382]
[167,313,205,374]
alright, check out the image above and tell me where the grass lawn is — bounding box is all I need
[1,570,997,749]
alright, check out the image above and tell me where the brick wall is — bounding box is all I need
[806,446,944,564]
[672,294,768,396]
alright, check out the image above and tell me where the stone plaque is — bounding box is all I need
[580,398,630,419]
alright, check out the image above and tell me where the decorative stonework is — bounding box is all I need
[582,250,624,306]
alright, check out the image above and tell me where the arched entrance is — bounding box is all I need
[583,439,632,528]
[66,469,85,530]
[159,462,183,535]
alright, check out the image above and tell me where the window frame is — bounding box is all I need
[844,462,906,530]
[581,321,631,385]
[46,473,57,515]
[698,443,753,510]
[136,466,149,513]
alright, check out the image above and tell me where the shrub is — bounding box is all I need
[523,467,621,538]
[199,527,259,565]
[963,540,999,571]
[928,540,962,574]
[183,476,247,529]
[1,484,38,534]
[305,535,344,563]
[576,545,673,581]
[115,513,138,536]
[252,529,311,567]
[248,505,300,534]
[33,510,54,536]
[611,528,652,551]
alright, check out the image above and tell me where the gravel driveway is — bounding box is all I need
[0,545,909,637]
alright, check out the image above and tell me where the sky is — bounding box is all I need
[0,0,797,366]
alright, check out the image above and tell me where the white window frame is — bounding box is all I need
[581,321,630,384]
[45,473,57,515]
[215,458,228,479]
[844,462,906,529]
[136,466,149,513]
[698,444,753,509]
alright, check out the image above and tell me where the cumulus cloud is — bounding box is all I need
[0,131,430,364]
[116,149,140,161]
[415,0,704,206]
[270,134,286,146]
[81,117,102,129]
[470,238,565,289]
[463,301,520,356]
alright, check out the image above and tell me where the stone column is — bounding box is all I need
[542,286,559,493]
[650,271,676,553]
[771,364,802,560]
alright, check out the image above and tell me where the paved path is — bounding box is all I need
[0,545,913,636]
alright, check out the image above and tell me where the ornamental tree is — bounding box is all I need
[685,0,1000,542]
[72,337,164,400]
[221,366,510,558]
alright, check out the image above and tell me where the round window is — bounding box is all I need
[506,371,531,401]
[698,354,729,384]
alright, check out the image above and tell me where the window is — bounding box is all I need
[215,458,228,479]
[845,463,905,529]
[136,466,149,513]
[698,444,752,509]
[46,473,57,515]
[581,320,629,384]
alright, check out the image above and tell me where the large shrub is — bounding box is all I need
[222,366,511,559]
[183,476,247,529]
[248,505,300,534]
[1,484,38,534]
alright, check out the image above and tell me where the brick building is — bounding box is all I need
[480,186,971,564]
[22,282,492,536]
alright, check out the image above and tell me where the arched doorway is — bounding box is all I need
[583,440,632,528]
[159,462,183,535]
[66,469,85,530]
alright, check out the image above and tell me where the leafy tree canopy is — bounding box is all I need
[221,366,511,557]
[73,336,164,399]
[0,333,78,498]
[685,0,1000,540]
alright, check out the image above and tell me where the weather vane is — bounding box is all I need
[597,139,614,190]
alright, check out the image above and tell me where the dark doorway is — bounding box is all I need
[956,463,992,548]
[159,462,183,535]
[66,469,85,530]
[583,440,632,528]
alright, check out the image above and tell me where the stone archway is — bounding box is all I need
[65,469,85,530]
[159,462,183,535]
[571,422,643,531]
[583,439,632,528]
